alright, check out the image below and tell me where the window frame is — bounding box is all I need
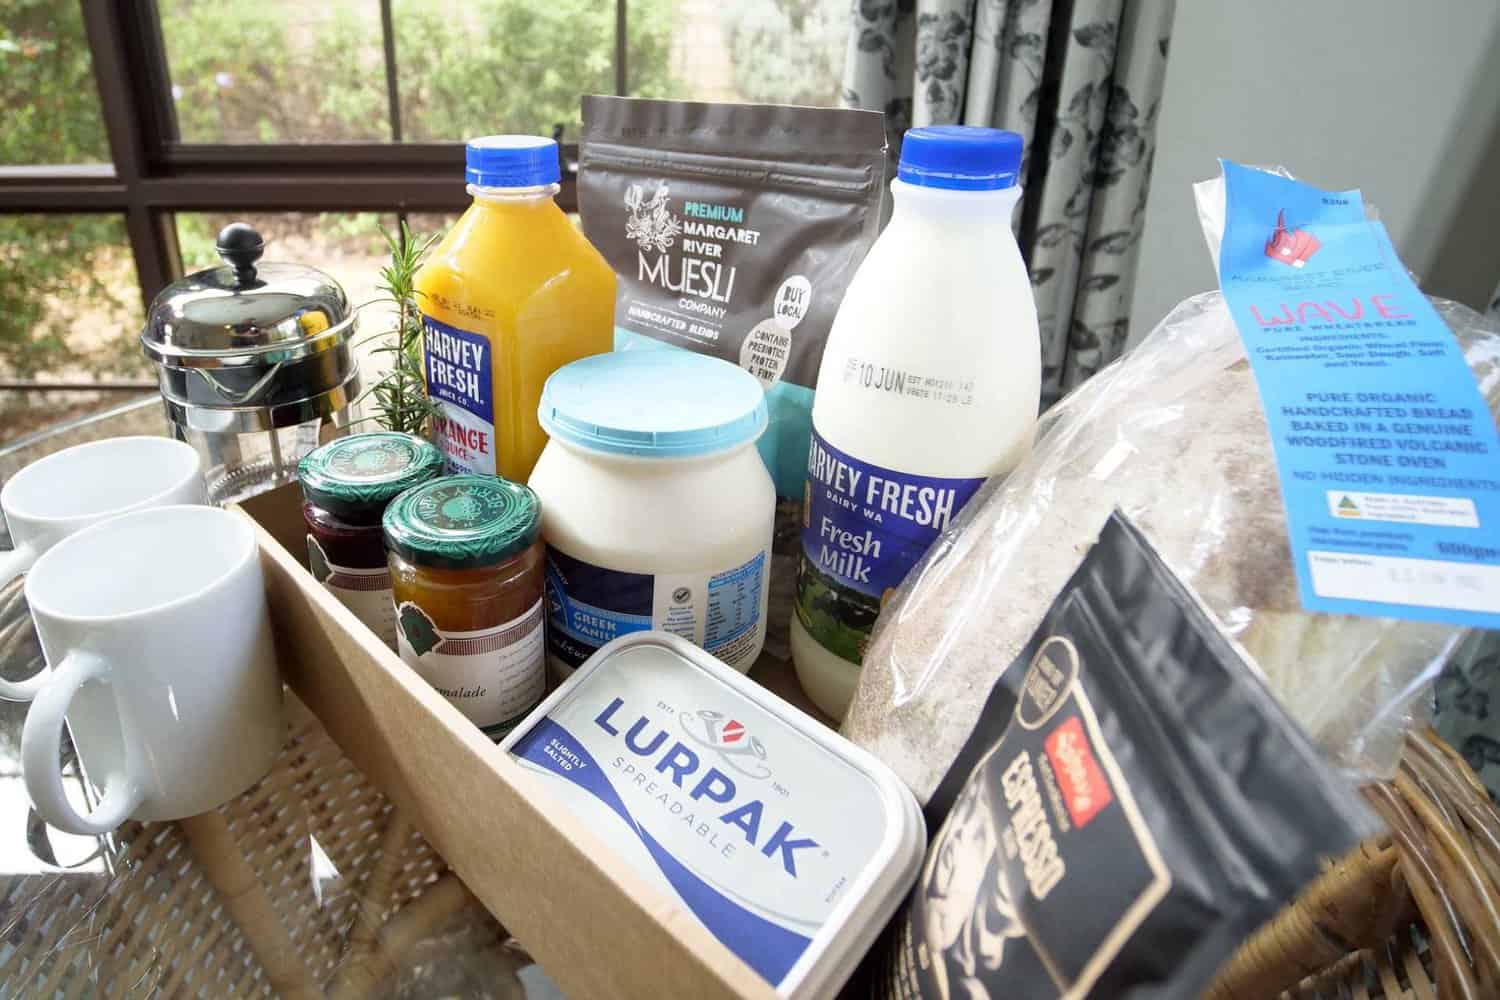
[0,0,597,390]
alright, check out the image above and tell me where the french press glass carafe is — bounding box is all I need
[141,224,362,506]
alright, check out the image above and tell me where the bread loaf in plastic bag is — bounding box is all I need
[842,181,1500,801]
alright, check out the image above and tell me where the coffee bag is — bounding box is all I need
[879,511,1374,999]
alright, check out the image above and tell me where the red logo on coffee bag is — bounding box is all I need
[1044,715,1113,829]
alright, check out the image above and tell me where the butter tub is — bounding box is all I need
[500,631,926,998]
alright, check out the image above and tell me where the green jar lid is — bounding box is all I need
[383,474,541,569]
[298,432,445,522]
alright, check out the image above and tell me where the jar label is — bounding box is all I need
[396,596,546,739]
[794,426,986,666]
[307,535,398,650]
[422,314,495,475]
[544,546,768,675]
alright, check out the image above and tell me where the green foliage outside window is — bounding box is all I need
[392,0,680,141]
[721,0,847,108]
[1,0,108,164]
[1,0,845,383]
[161,0,681,145]
[0,0,137,379]
[1,0,680,380]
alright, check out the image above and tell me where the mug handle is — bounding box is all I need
[0,553,48,701]
[21,651,144,835]
[0,541,36,588]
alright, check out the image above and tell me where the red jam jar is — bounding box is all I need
[298,431,444,649]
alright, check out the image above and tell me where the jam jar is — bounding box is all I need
[298,432,444,649]
[383,475,546,739]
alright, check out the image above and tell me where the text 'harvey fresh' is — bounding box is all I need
[426,325,485,402]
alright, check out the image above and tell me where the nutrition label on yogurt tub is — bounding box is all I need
[703,552,765,663]
[546,547,769,673]
[1217,161,1500,628]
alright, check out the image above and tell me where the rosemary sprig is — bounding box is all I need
[355,222,442,436]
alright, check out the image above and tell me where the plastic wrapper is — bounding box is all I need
[843,178,1500,803]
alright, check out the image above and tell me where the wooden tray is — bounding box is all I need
[239,483,799,1000]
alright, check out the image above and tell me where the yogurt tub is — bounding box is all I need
[500,631,925,998]
[529,351,775,681]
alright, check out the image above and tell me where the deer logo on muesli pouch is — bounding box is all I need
[625,182,681,253]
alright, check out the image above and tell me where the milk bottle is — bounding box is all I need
[791,126,1041,719]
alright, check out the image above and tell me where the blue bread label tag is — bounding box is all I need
[1217,161,1500,628]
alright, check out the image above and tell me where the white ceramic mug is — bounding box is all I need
[1,436,205,693]
[21,505,284,834]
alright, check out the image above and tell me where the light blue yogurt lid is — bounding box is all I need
[539,351,768,458]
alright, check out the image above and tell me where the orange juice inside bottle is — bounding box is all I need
[415,135,615,482]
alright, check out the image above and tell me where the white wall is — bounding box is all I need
[1130,0,1500,342]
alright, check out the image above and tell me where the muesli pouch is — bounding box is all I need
[577,96,886,498]
[879,511,1374,999]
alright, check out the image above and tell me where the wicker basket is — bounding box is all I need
[1207,728,1500,1000]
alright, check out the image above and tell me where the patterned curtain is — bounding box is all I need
[842,0,1176,406]
[1447,284,1500,800]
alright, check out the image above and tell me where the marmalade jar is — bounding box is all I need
[298,432,444,649]
[383,474,545,739]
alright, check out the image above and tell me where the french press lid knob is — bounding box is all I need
[216,223,265,286]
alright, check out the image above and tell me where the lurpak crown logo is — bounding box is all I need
[680,709,771,778]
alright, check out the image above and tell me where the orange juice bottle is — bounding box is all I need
[416,135,615,482]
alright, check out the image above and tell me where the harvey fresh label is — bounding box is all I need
[307,535,397,650]
[508,641,889,987]
[795,427,985,664]
[422,315,495,475]
[397,597,544,738]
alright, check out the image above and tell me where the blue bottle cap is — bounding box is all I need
[465,135,561,188]
[539,351,768,458]
[897,126,1023,191]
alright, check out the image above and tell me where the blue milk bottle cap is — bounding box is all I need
[897,126,1024,191]
[465,135,562,188]
[539,352,768,458]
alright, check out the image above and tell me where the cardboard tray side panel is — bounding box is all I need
[237,485,773,1000]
